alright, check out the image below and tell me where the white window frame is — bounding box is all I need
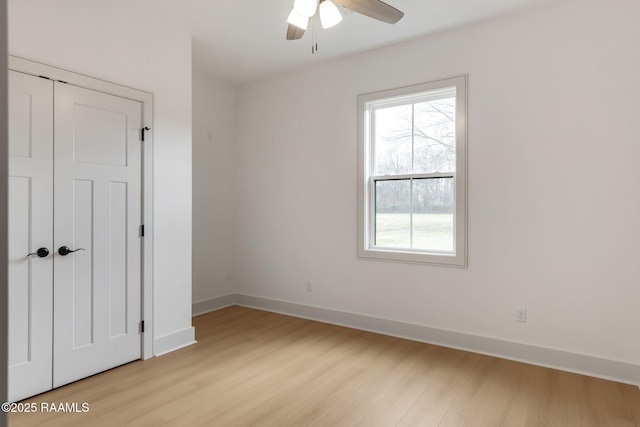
[357,76,467,266]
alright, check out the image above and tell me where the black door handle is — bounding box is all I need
[58,246,86,256]
[26,247,50,258]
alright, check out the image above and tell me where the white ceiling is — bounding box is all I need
[129,0,556,84]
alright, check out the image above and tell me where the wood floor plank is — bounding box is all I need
[9,306,640,426]
[351,344,446,427]
[396,349,479,426]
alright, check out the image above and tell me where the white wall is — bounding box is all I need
[1,1,8,424]
[235,0,640,366]
[9,0,194,351]
[192,69,237,303]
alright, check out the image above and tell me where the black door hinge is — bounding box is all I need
[141,126,150,142]
[139,224,144,237]
[140,320,145,333]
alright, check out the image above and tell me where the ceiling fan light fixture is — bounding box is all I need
[293,0,318,18]
[319,0,343,29]
[287,8,309,30]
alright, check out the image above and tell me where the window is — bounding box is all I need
[358,76,467,266]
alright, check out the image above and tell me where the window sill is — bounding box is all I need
[358,247,467,267]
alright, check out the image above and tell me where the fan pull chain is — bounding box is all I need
[311,17,318,54]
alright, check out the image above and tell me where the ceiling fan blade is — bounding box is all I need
[333,0,404,24]
[286,23,307,40]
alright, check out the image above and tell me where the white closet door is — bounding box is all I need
[53,82,142,387]
[8,71,54,402]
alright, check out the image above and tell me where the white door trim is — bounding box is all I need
[9,55,155,360]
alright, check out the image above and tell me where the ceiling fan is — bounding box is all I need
[286,0,404,42]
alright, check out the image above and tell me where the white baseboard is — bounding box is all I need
[192,294,236,316]
[154,327,197,357]
[234,294,640,387]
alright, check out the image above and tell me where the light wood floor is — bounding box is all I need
[10,306,640,426]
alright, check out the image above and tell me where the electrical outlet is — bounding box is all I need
[516,306,527,323]
[307,280,312,292]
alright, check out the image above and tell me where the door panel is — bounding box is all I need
[8,71,54,402]
[53,82,142,387]
[71,179,94,348]
[72,103,128,166]
[109,181,129,338]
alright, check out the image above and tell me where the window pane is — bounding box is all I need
[359,76,466,265]
[412,178,454,252]
[413,96,456,174]
[374,105,412,175]
[375,180,410,248]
